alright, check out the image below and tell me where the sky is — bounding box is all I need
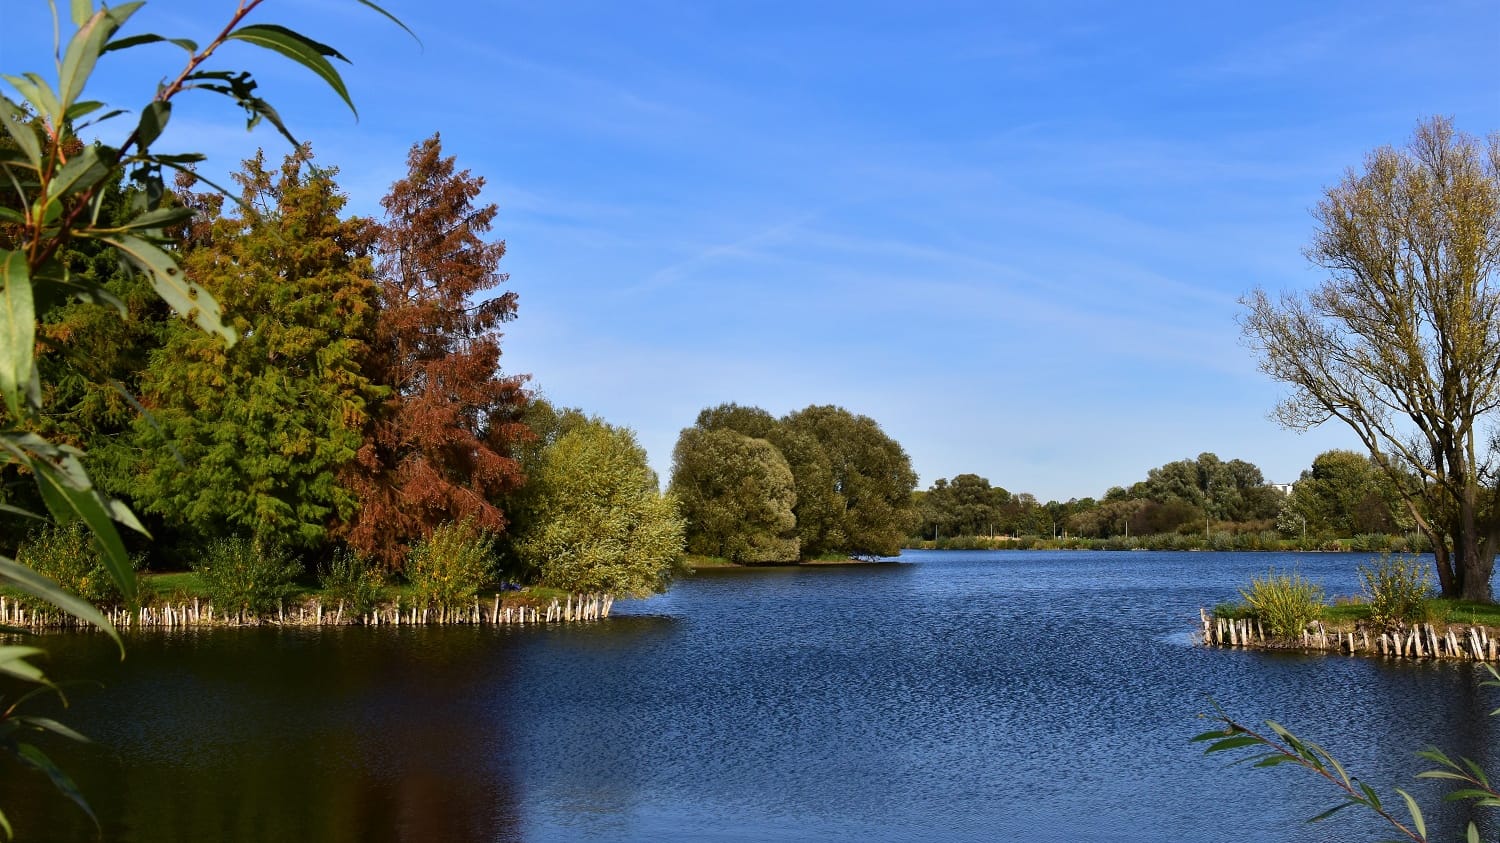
[7,0,1500,502]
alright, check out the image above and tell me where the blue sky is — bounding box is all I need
[8,0,1500,501]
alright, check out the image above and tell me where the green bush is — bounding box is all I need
[406,521,497,612]
[192,537,303,617]
[1239,568,1326,638]
[15,523,137,608]
[1357,553,1432,632]
[318,548,386,615]
[1213,601,1256,620]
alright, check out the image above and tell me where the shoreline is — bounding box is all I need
[687,556,878,571]
[1200,609,1499,662]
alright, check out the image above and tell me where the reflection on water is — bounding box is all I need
[9,551,1498,842]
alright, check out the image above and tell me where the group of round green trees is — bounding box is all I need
[668,403,919,563]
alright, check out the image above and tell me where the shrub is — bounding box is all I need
[406,520,497,612]
[1213,601,1256,620]
[1357,553,1432,632]
[192,537,303,617]
[15,523,137,608]
[318,548,387,615]
[1239,568,1326,638]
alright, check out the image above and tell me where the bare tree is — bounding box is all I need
[1242,117,1500,602]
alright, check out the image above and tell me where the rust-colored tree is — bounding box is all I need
[340,135,530,568]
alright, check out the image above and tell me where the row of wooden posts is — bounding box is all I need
[0,593,615,631]
[1200,608,1498,661]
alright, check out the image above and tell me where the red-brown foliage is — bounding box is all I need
[339,135,530,568]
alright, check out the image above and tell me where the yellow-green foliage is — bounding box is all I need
[15,523,135,608]
[519,421,687,598]
[191,537,302,616]
[406,521,496,611]
[318,548,387,615]
[1358,553,1433,632]
[1239,568,1326,638]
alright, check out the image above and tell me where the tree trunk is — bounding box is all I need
[1428,529,1458,598]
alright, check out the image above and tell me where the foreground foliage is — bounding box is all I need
[1,0,408,834]
[1196,663,1500,842]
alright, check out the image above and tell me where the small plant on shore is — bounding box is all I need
[1358,553,1433,633]
[191,537,302,617]
[406,520,497,612]
[1212,601,1255,620]
[14,524,137,610]
[1239,568,1325,638]
[318,549,386,615]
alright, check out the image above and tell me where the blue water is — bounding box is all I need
[12,551,1498,842]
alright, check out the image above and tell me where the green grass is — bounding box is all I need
[1215,597,1500,629]
[1320,599,1500,628]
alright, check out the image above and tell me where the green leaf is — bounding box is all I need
[103,33,197,54]
[97,233,235,344]
[1468,821,1480,843]
[0,557,119,650]
[1357,780,1383,811]
[69,0,92,28]
[59,3,138,110]
[135,100,170,149]
[1445,788,1498,802]
[43,144,110,203]
[0,96,43,169]
[354,0,420,43]
[226,24,355,116]
[111,206,192,232]
[1308,801,1356,823]
[0,646,51,685]
[12,715,89,744]
[1394,788,1426,840]
[0,502,46,521]
[28,451,138,604]
[15,742,98,830]
[2,73,63,125]
[1204,735,1261,753]
[0,250,37,417]
[63,100,105,121]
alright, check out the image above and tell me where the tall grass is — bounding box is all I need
[1239,568,1326,638]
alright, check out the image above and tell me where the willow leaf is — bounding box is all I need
[227,24,355,115]
[0,250,36,417]
[97,233,234,343]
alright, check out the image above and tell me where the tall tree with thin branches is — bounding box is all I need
[1242,117,1500,601]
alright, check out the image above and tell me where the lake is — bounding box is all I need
[13,550,1498,842]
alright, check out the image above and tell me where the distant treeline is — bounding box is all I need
[914,449,1413,548]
